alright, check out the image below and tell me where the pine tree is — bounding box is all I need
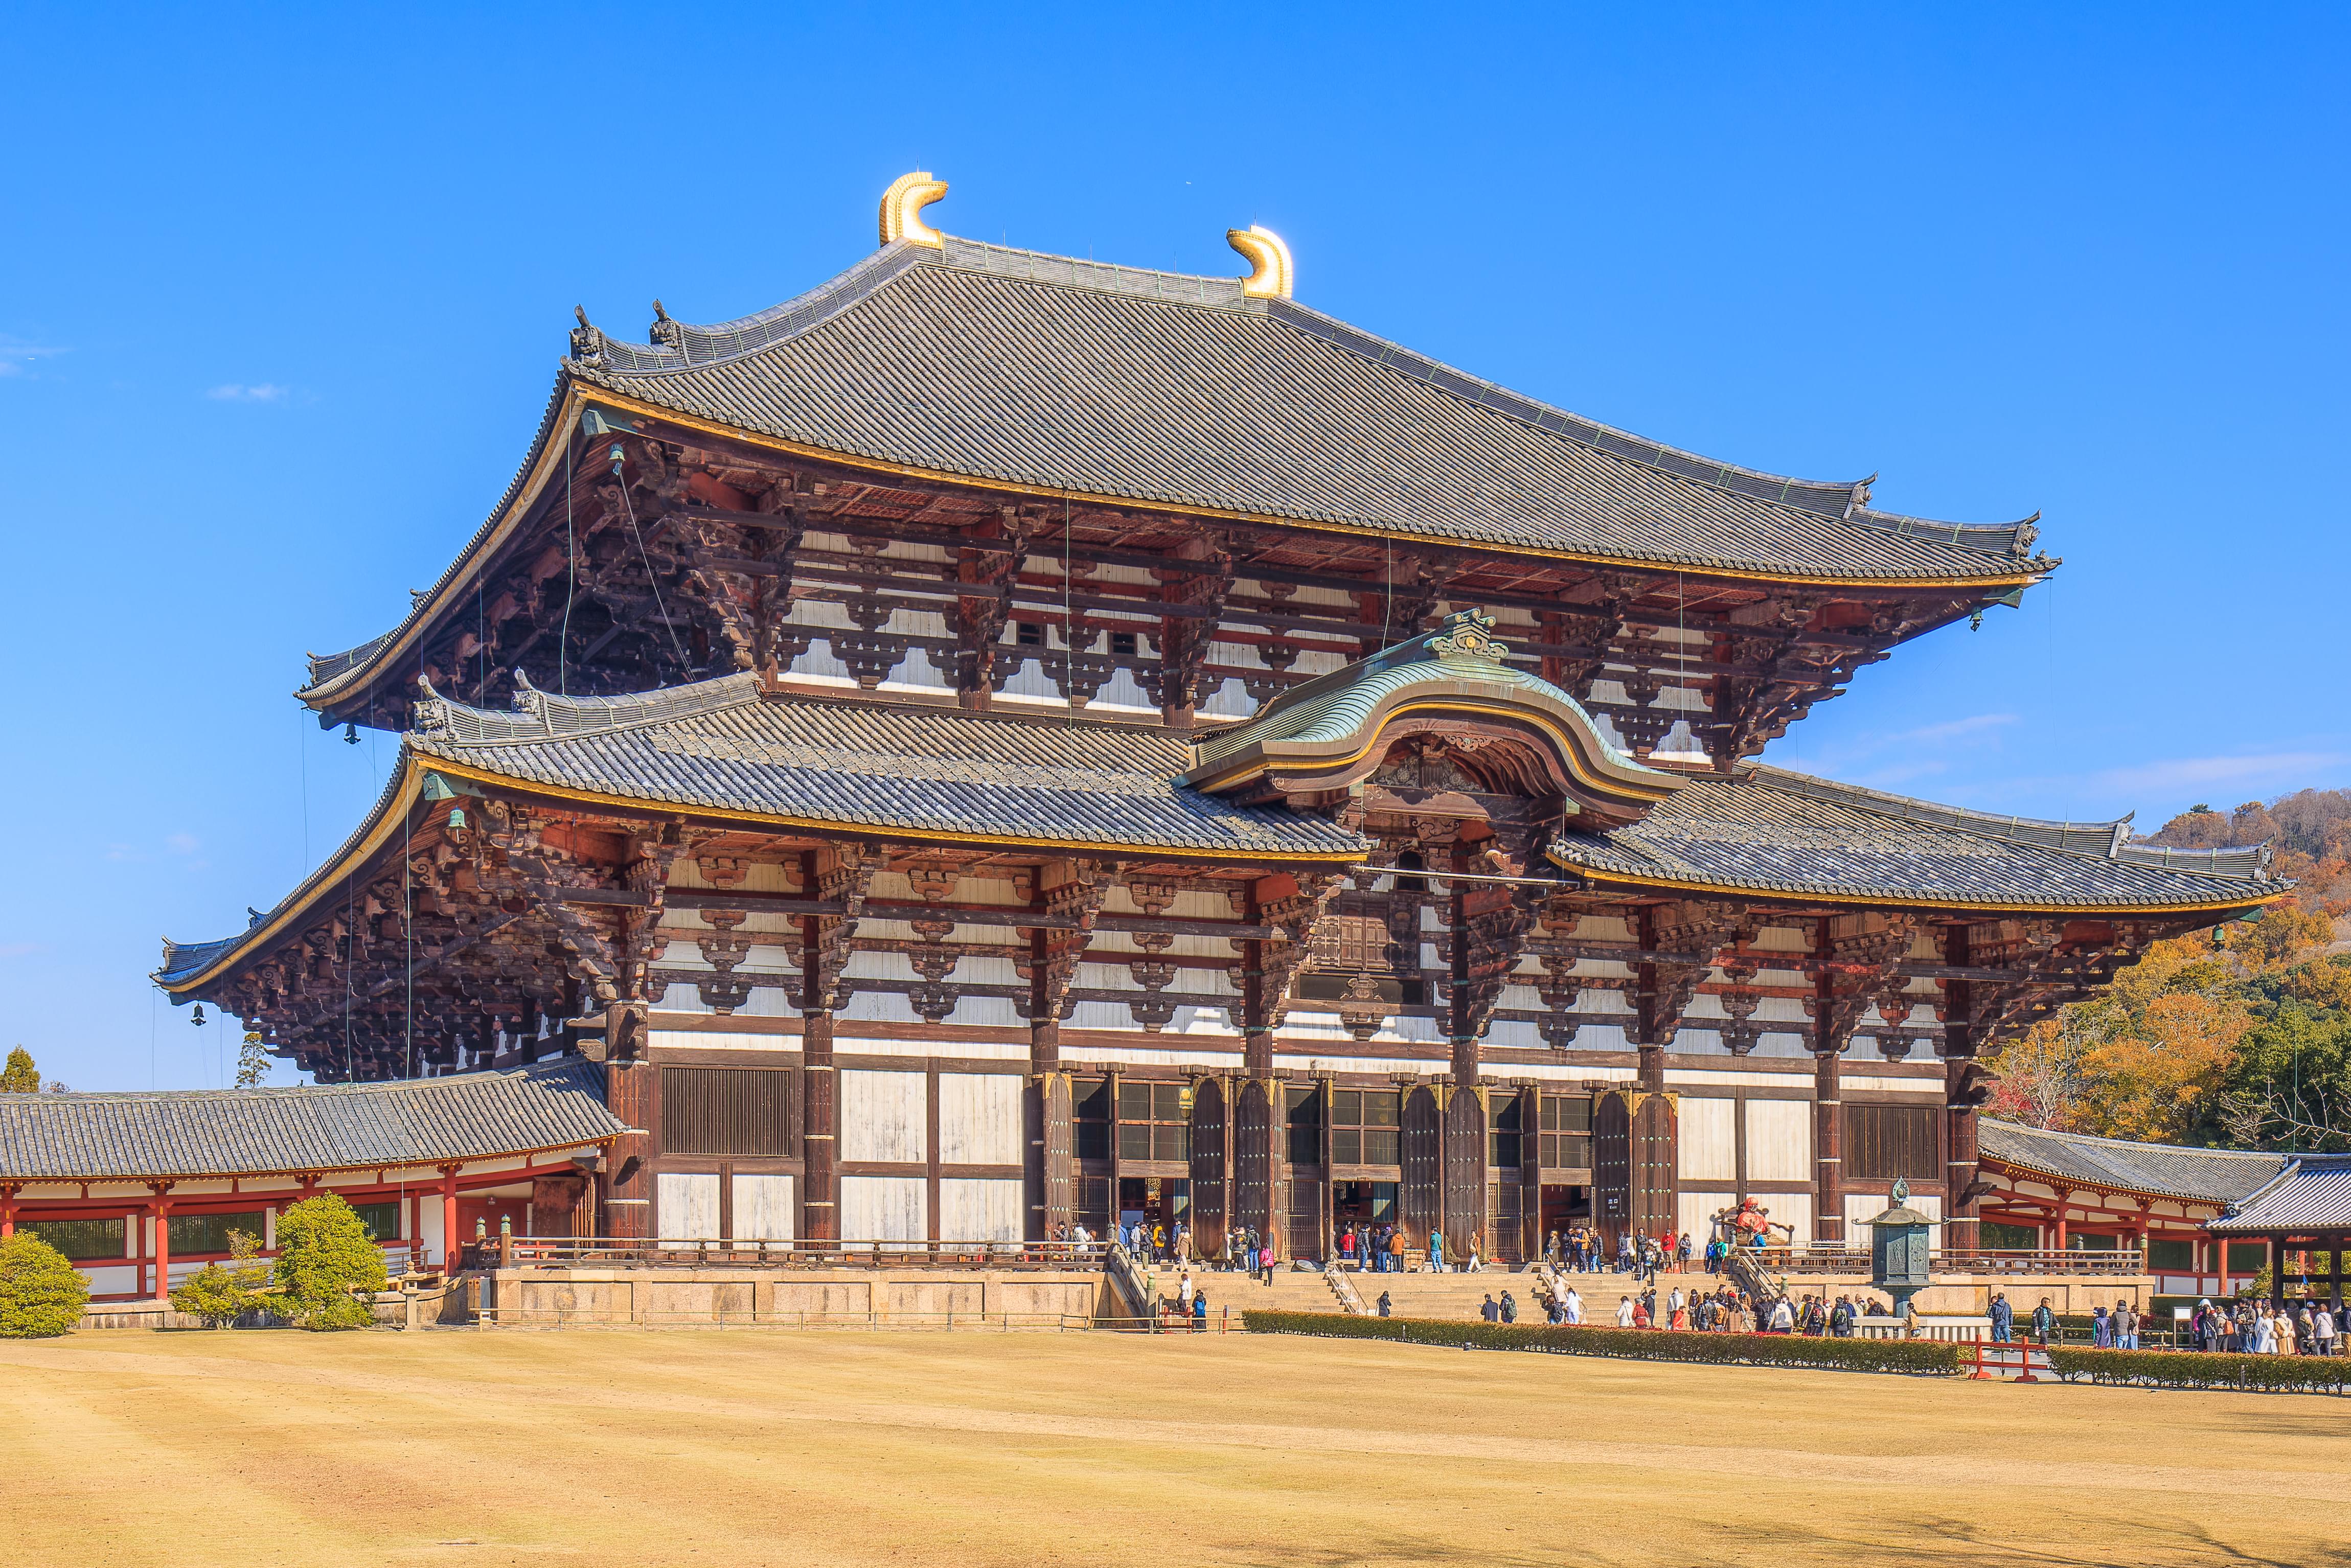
[0,1048,39,1093]
[235,1032,271,1089]
[272,1194,387,1330]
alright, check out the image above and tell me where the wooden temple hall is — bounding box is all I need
[122,171,2288,1277]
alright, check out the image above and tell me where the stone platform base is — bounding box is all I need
[475,1265,1117,1328]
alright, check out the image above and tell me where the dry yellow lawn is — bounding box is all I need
[2,1326,2345,1567]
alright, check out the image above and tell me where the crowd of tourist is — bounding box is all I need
[1982,1288,2342,1353]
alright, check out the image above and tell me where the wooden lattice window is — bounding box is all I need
[1119,1080,1191,1162]
[660,1067,798,1157]
[1845,1104,1938,1181]
[1328,1089,1401,1167]
[1540,1093,1593,1170]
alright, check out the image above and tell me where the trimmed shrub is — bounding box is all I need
[170,1229,270,1328]
[272,1195,386,1331]
[2046,1346,2349,1393]
[1242,1309,1963,1376]
[0,1232,90,1338]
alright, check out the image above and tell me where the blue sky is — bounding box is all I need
[3,5,2344,1090]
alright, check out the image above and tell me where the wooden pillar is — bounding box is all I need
[2052,1191,2070,1252]
[0,1184,15,1238]
[1032,1071,1073,1242]
[801,1011,838,1242]
[408,1190,424,1272]
[439,1165,462,1267]
[1813,1047,1843,1248]
[2271,1234,2287,1310]
[150,1185,174,1302]
[604,1060,656,1241]
[1939,923,1982,1251]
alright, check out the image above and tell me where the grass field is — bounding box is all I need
[3,1327,2345,1567]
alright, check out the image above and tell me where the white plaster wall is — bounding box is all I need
[939,1178,1023,1242]
[1678,1192,1726,1244]
[938,1073,1022,1166]
[77,1265,137,1295]
[1678,1097,1737,1182]
[841,1175,927,1241]
[419,1194,446,1264]
[658,1172,721,1241]
[841,1070,927,1163]
[1774,1194,1815,1249]
[1745,1099,1814,1183]
[732,1174,795,1241]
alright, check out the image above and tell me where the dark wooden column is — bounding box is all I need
[1442,1081,1487,1264]
[1813,1048,1843,1248]
[800,1012,837,1242]
[1939,922,1983,1251]
[604,1059,656,1241]
[1237,886,1278,1251]
[1030,1071,1072,1242]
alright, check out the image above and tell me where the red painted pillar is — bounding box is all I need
[151,1186,175,1301]
[440,1166,461,1268]
[0,1184,16,1238]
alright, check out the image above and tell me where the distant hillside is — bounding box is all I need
[2145,788,2351,913]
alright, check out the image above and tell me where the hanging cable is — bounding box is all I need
[1382,536,1394,648]
[562,429,577,696]
[1062,492,1074,725]
[613,444,691,675]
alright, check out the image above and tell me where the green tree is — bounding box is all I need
[2219,1006,2351,1152]
[271,1195,386,1330]
[169,1228,269,1327]
[0,1232,90,1337]
[0,1048,39,1093]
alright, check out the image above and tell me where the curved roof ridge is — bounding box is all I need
[1745,765,2150,860]
[587,242,932,376]
[2111,839,2276,879]
[159,756,418,989]
[571,229,2021,539]
[298,376,575,703]
[1981,1118,2283,1161]
[412,668,764,747]
[1847,506,2044,562]
[12,1059,592,1105]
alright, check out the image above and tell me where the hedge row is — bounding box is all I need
[1241,1310,1962,1375]
[2045,1346,2350,1393]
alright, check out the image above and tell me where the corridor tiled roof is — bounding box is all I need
[2207,1155,2351,1233]
[408,672,1367,857]
[0,1062,622,1181]
[1978,1120,2287,1204]
[570,236,2044,584]
[1544,765,2284,910]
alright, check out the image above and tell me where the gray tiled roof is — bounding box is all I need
[569,236,2043,585]
[410,673,1366,857]
[300,232,2049,709]
[0,1062,622,1181]
[1545,765,2282,909]
[2206,1155,2351,1233]
[1978,1119,2287,1205]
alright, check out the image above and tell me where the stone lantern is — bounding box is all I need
[1869,1176,1933,1319]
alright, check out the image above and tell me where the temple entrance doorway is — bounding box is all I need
[1540,1184,1590,1257]
[1332,1180,1398,1269]
[1119,1177,1188,1260]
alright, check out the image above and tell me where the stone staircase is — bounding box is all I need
[1350,1267,1545,1322]
[1160,1265,1350,1317]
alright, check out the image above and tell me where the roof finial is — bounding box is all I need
[1228,225,1294,299]
[880,171,949,249]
